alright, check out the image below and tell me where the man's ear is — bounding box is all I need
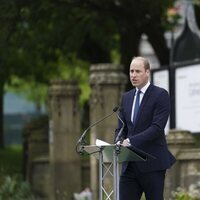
[146,69,150,75]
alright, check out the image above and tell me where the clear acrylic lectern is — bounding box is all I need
[80,144,153,200]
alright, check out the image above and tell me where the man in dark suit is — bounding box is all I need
[115,56,176,200]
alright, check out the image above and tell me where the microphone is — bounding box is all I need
[115,108,125,143]
[77,106,119,146]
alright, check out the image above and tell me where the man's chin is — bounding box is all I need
[132,83,138,87]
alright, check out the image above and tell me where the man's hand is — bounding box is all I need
[121,138,131,147]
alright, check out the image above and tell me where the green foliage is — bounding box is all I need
[5,52,91,107]
[0,146,34,199]
[1,0,194,147]
[0,175,35,200]
[0,145,22,178]
[165,6,181,31]
[194,0,200,6]
[5,76,48,110]
[172,182,200,200]
[57,53,90,105]
[173,188,196,200]
[0,0,177,95]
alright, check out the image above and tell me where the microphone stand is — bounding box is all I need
[115,110,125,144]
[76,106,119,154]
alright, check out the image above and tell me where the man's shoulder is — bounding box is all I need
[123,88,135,96]
[149,84,168,94]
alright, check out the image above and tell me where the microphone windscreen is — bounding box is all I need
[113,106,119,112]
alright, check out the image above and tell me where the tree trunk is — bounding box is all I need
[119,23,142,90]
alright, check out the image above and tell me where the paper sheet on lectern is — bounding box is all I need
[96,139,110,146]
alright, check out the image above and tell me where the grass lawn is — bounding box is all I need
[0,145,23,180]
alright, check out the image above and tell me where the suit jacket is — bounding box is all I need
[115,84,176,173]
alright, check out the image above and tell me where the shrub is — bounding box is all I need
[0,175,35,200]
[172,181,200,200]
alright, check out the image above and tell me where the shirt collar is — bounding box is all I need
[136,81,150,94]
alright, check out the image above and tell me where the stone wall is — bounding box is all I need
[166,129,200,199]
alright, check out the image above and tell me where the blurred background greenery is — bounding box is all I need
[0,0,200,199]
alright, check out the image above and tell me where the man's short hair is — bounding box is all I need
[132,56,150,70]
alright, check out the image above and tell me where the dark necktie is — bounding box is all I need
[132,90,141,124]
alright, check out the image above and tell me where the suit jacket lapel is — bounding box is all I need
[127,89,136,122]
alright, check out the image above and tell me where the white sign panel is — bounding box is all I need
[153,70,169,92]
[176,64,200,133]
[152,70,170,134]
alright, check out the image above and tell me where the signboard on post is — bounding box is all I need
[175,63,200,133]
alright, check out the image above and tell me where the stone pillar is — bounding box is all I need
[165,129,196,199]
[48,80,81,200]
[89,64,128,199]
[22,116,49,199]
[23,115,49,181]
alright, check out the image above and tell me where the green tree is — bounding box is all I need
[0,0,61,147]
[0,0,96,147]
[51,0,174,88]
[0,0,174,147]
[2,0,199,147]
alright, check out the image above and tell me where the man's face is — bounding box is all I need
[129,58,150,89]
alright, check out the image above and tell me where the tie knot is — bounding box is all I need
[137,90,141,95]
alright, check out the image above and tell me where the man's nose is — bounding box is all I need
[132,72,136,76]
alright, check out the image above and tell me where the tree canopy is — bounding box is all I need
[1,0,200,146]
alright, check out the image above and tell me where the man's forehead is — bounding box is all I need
[131,58,144,65]
[130,62,145,69]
